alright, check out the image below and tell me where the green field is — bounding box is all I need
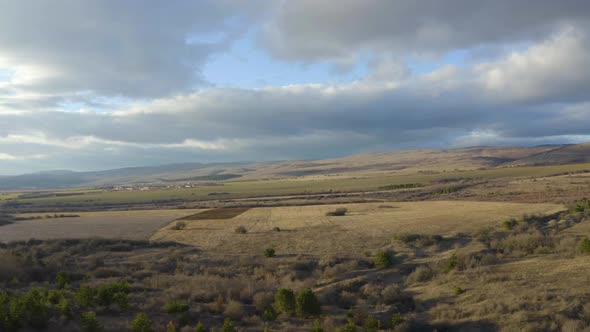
[4,162,590,207]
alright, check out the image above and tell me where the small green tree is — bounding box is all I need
[56,272,70,289]
[76,285,97,307]
[264,248,276,257]
[220,318,237,332]
[364,316,380,332]
[311,319,324,332]
[81,311,103,332]
[195,321,205,332]
[374,250,394,268]
[579,237,590,254]
[342,318,357,332]
[446,253,459,272]
[296,289,321,317]
[163,301,189,314]
[273,288,296,316]
[131,313,154,332]
[391,313,404,328]
[57,297,73,320]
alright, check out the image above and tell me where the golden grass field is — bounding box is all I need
[150,201,564,255]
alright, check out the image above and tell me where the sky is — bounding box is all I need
[1,0,590,175]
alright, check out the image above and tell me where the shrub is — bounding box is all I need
[195,321,205,332]
[445,253,459,272]
[342,318,357,332]
[166,321,177,332]
[273,288,296,316]
[131,313,154,332]
[163,300,189,314]
[454,286,465,295]
[391,313,404,328]
[326,207,348,216]
[579,237,590,254]
[502,219,518,230]
[172,221,186,230]
[220,318,237,332]
[406,266,434,285]
[57,297,73,320]
[374,250,394,268]
[272,227,281,232]
[364,316,381,332]
[234,226,247,234]
[264,248,276,258]
[262,308,277,321]
[312,319,324,332]
[20,288,50,329]
[96,281,130,309]
[81,311,103,332]
[56,271,70,289]
[381,285,403,304]
[76,285,97,307]
[253,291,275,313]
[224,300,244,320]
[296,288,321,317]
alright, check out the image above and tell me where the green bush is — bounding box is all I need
[273,288,296,316]
[579,237,590,254]
[445,253,459,272]
[220,318,237,332]
[163,300,189,314]
[57,297,73,320]
[391,313,404,328]
[262,307,277,321]
[131,313,154,332]
[342,318,357,332]
[76,285,97,307]
[195,321,205,332]
[20,288,50,329]
[311,319,324,332]
[374,250,394,268]
[234,226,247,234]
[364,316,381,332]
[81,311,103,332]
[264,248,276,258]
[56,271,70,289]
[79,281,130,310]
[454,286,465,295]
[295,288,321,317]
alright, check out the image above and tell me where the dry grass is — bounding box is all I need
[151,201,563,255]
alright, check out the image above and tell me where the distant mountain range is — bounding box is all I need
[1,143,589,190]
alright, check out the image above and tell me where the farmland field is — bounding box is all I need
[0,209,203,242]
[3,162,590,211]
[151,201,564,254]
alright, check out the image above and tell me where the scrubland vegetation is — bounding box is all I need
[0,198,588,331]
[2,158,590,331]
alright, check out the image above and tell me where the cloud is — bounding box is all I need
[261,0,590,61]
[2,28,590,174]
[476,27,590,102]
[0,0,265,108]
[0,2,589,174]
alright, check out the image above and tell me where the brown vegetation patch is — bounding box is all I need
[178,207,251,220]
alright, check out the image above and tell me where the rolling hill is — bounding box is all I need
[0,143,585,190]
